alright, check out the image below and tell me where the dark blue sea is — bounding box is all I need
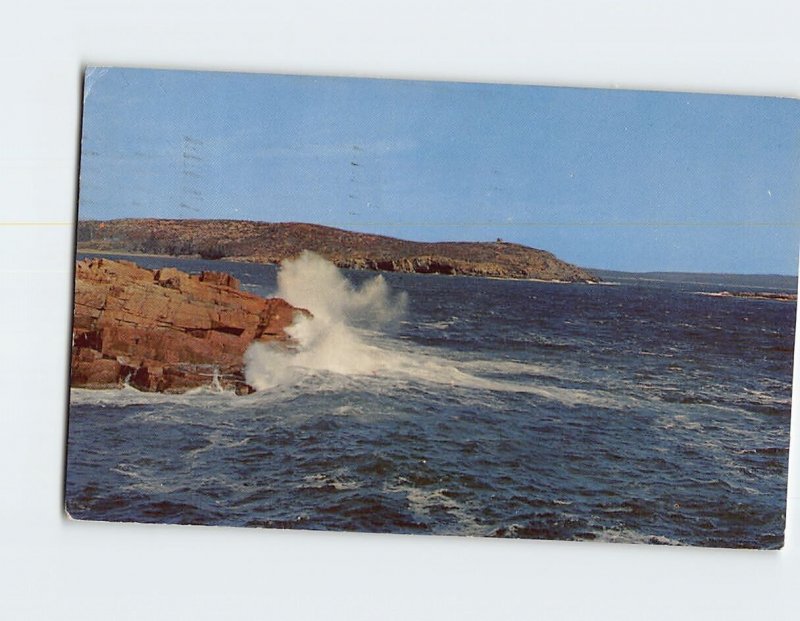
[66,253,796,548]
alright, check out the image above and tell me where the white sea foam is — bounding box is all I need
[243,252,624,409]
[303,470,362,492]
[244,251,409,388]
[275,250,407,327]
[69,384,238,408]
[592,528,683,546]
[385,478,486,535]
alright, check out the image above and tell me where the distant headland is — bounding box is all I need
[76,219,599,283]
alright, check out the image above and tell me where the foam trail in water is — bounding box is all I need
[243,252,622,408]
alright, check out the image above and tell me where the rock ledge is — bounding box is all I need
[71,258,307,393]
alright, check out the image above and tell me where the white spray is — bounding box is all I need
[243,251,408,389]
[243,252,620,408]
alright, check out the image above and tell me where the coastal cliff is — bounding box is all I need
[71,258,308,393]
[77,219,598,282]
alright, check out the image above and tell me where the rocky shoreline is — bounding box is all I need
[697,290,797,302]
[71,258,308,394]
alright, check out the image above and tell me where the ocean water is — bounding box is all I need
[66,253,795,548]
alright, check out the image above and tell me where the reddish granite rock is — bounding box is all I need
[71,258,308,393]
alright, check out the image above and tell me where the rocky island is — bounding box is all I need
[698,290,797,302]
[71,258,308,393]
[77,219,598,282]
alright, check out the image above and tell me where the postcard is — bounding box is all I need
[66,67,798,548]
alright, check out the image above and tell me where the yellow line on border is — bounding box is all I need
[0,222,72,226]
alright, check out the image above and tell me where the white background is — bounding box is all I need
[1,1,799,619]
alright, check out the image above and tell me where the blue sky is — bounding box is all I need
[79,67,800,274]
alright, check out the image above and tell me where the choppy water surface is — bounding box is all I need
[67,254,795,548]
